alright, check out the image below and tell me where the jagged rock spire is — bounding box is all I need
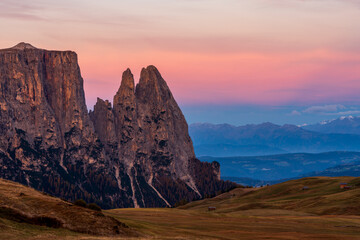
[89,98,116,144]
[113,68,137,145]
[115,68,135,99]
[135,65,172,104]
[92,66,199,206]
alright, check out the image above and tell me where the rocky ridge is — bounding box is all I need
[0,43,235,208]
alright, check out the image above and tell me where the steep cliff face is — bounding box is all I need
[135,66,197,188]
[0,43,236,208]
[0,43,130,208]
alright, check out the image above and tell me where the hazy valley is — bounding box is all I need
[190,117,360,157]
[189,118,360,187]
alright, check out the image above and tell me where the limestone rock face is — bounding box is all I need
[0,44,130,208]
[135,66,199,194]
[136,66,196,176]
[0,43,236,208]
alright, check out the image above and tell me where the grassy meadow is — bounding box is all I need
[1,177,360,239]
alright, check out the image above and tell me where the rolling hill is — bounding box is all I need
[180,176,360,215]
[2,177,360,239]
[303,160,360,178]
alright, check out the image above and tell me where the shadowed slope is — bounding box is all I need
[0,178,137,237]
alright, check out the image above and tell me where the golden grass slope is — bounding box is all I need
[104,177,360,239]
[107,208,360,240]
[181,176,360,215]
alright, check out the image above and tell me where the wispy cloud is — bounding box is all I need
[289,110,302,116]
[301,105,360,116]
[0,0,45,21]
[324,110,360,116]
[303,104,346,114]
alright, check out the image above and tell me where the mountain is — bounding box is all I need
[200,151,360,181]
[192,143,286,157]
[302,116,360,134]
[189,122,360,156]
[221,176,268,186]
[224,158,360,186]
[0,43,234,208]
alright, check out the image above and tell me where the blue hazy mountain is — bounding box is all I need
[200,152,360,181]
[221,176,268,187]
[192,143,286,157]
[189,122,360,156]
[302,160,360,178]
[223,159,360,186]
[302,116,360,135]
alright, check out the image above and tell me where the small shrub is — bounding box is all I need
[174,198,188,207]
[87,203,101,211]
[95,212,105,217]
[61,198,72,204]
[33,216,62,228]
[74,199,87,208]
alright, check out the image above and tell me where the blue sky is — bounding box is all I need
[181,104,360,126]
[1,0,358,126]
[1,0,359,109]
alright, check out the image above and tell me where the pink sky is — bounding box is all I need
[0,0,359,107]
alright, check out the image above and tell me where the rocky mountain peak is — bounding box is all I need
[136,65,172,104]
[10,42,38,50]
[114,68,135,103]
[113,69,136,129]
[121,68,135,91]
[140,65,162,81]
[95,97,112,109]
[95,66,202,205]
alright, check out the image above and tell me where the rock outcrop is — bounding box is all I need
[91,66,204,207]
[0,43,236,208]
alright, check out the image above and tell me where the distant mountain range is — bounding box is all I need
[191,116,360,185]
[189,117,360,157]
[302,115,360,134]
